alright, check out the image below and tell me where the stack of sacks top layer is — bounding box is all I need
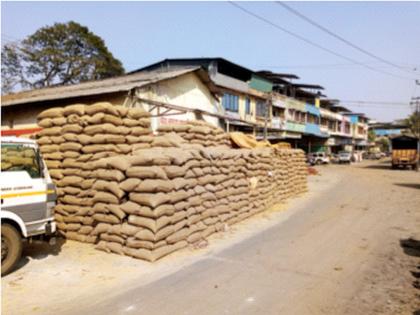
[36,102,151,242]
[157,120,231,147]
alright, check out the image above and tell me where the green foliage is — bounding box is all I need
[404,110,420,138]
[376,137,390,152]
[368,129,376,142]
[1,21,124,93]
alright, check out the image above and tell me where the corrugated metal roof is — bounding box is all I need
[1,67,201,107]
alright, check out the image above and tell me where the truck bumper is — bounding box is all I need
[26,217,56,237]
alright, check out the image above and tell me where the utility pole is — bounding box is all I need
[410,79,420,170]
[263,94,271,141]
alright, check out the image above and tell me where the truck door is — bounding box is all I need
[1,143,49,226]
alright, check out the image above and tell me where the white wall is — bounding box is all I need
[136,72,221,132]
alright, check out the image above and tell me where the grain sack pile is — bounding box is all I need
[274,148,308,198]
[36,103,307,262]
[157,120,231,147]
[90,146,306,261]
[36,102,151,242]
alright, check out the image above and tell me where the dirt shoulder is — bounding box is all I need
[340,161,420,315]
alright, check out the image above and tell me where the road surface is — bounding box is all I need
[3,160,420,315]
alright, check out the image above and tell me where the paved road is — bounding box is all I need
[63,161,420,315]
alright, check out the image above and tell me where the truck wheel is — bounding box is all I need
[1,224,22,276]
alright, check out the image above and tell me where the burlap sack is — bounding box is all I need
[121,223,141,236]
[134,229,155,242]
[38,107,64,119]
[62,151,80,159]
[123,247,154,261]
[162,165,187,179]
[39,127,62,137]
[126,166,167,180]
[85,102,119,116]
[119,178,141,192]
[102,114,123,126]
[135,179,174,193]
[59,142,82,152]
[63,104,86,116]
[92,223,112,235]
[131,127,150,136]
[93,213,120,224]
[127,107,150,119]
[93,180,125,199]
[93,169,125,182]
[129,192,170,208]
[114,105,129,117]
[45,160,61,169]
[62,124,83,134]
[38,118,53,128]
[93,191,120,204]
[100,233,125,245]
[66,114,81,124]
[126,238,154,250]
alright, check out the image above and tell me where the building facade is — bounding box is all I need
[1,56,370,154]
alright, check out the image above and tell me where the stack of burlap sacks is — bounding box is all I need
[36,103,307,262]
[88,146,307,262]
[157,120,231,147]
[36,102,152,242]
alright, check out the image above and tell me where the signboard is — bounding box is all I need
[326,138,336,146]
[225,111,241,120]
[272,117,282,129]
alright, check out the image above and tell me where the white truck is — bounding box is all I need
[1,137,56,275]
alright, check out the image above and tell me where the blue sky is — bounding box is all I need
[2,1,420,122]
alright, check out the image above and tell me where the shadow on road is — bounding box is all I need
[400,238,420,315]
[12,237,67,273]
[394,183,420,190]
[400,238,420,258]
[362,164,392,170]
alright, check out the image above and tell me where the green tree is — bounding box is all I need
[368,129,376,143]
[377,137,390,152]
[1,21,124,93]
[404,110,420,138]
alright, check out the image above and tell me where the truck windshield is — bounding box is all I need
[1,143,41,178]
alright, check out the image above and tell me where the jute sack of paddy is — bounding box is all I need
[122,240,188,262]
[92,180,125,199]
[38,107,64,120]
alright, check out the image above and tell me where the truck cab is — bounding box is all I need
[1,137,57,275]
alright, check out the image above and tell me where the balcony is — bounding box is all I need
[285,121,305,133]
[305,122,328,138]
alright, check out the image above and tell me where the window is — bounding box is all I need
[1,144,41,178]
[222,93,239,112]
[256,100,266,117]
[245,97,251,115]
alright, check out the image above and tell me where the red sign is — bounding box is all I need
[1,127,42,137]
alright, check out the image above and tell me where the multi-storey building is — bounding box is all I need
[134,58,273,134]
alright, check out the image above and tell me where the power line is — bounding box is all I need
[275,2,417,74]
[342,104,409,109]
[228,2,416,81]
[257,62,419,70]
[339,100,409,105]
[1,33,20,42]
